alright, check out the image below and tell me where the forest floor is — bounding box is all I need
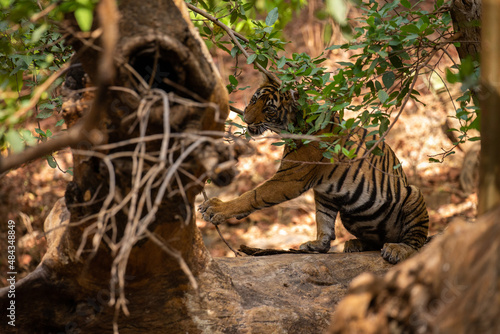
[0,1,479,285]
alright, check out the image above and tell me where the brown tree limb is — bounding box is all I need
[0,0,119,175]
[0,122,94,174]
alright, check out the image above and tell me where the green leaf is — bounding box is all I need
[332,102,349,111]
[230,47,239,58]
[327,45,342,50]
[247,54,257,64]
[230,10,239,25]
[0,0,14,8]
[36,110,53,119]
[371,146,385,156]
[388,53,404,69]
[31,24,48,44]
[326,0,347,26]
[378,90,389,103]
[382,72,396,89]
[56,119,65,127]
[20,129,37,146]
[6,129,24,153]
[35,128,46,137]
[379,118,390,135]
[323,151,334,160]
[75,6,93,32]
[46,155,57,168]
[446,68,458,83]
[265,7,279,26]
[229,75,238,86]
[403,33,419,42]
[256,54,269,68]
[277,56,286,69]
[272,141,286,146]
[401,0,411,8]
[202,26,212,35]
[39,103,55,110]
[344,118,355,129]
[401,24,420,35]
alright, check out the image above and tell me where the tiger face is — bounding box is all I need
[243,82,293,136]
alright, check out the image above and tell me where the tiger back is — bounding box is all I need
[199,80,429,264]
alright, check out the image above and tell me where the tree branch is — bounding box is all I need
[186,3,280,82]
[6,63,70,126]
[0,0,118,174]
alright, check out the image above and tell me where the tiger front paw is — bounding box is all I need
[299,240,331,253]
[198,198,227,225]
[381,243,417,264]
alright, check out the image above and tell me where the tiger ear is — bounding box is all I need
[260,71,280,87]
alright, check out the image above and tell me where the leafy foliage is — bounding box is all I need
[0,0,98,174]
[191,0,480,163]
[0,0,480,170]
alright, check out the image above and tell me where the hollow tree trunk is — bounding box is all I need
[0,1,392,333]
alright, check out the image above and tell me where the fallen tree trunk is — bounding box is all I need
[1,197,393,333]
[329,205,500,334]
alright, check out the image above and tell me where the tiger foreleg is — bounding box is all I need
[200,166,312,226]
[381,185,429,264]
[199,198,228,225]
[299,193,336,253]
[198,197,252,225]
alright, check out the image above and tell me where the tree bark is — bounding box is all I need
[329,206,500,334]
[478,0,500,214]
[1,196,393,333]
[450,0,482,61]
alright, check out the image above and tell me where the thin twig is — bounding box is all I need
[230,105,244,115]
[144,229,198,290]
[201,190,241,257]
[186,3,280,82]
[7,62,70,125]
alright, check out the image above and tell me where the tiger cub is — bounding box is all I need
[199,79,429,264]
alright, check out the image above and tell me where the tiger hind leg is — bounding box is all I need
[382,185,429,264]
[381,243,417,264]
[343,239,380,253]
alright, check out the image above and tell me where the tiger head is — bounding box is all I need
[244,79,296,136]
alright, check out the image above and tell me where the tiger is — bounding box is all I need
[199,78,429,264]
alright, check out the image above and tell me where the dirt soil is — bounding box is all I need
[0,1,478,285]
